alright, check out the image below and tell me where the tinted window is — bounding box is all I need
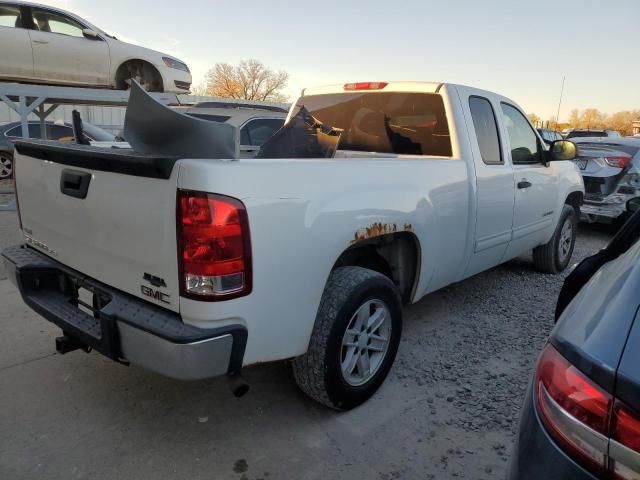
[0,4,21,27]
[501,103,542,164]
[49,125,74,141]
[241,118,284,146]
[5,124,41,138]
[469,97,502,164]
[31,8,85,37]
[292,92,452,156]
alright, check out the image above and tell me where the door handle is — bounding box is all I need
[33,40,49,44]
[60,169,91,199]
[517,180,532,189]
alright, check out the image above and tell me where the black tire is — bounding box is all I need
[292,267,402,410]
[533,205,578,273]
[0,152,13,180]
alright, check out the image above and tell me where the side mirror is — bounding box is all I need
[82,29,100,40]
[549,140,577,161]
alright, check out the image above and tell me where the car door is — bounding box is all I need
[0,4,34,79]
[26,6,110,86]
[457,88,515,278]
[500,103,559,259]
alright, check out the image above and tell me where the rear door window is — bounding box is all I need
[0,4,22,27]
[469,96,502,164]
[30,8,85,37]
[5,123,41,138]
[293,92,452,156]
[240,118,284,146]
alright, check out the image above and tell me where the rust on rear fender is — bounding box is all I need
[350,222,413,245]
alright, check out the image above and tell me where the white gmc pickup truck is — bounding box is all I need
[2,81,584,410]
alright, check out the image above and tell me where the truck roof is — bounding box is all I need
[300,81,519,107]
[302,81,444,96]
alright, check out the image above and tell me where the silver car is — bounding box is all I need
[572,137,640,222]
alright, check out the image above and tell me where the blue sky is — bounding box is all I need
[40,0,638,120]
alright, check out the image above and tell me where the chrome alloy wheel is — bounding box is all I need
[340,299,392,387]
[558,217,573,263]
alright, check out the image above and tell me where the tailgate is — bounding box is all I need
[14,140,182,313]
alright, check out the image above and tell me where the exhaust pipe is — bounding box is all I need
[227,373,249,398]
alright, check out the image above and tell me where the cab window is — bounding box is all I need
[469,96,502,165]
[501,103,542,164]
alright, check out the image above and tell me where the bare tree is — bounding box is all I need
[205,60,289,102]
[189,82,208,97]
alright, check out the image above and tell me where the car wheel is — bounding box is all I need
[116,61,163,92]
[533,205,578,274]
[292,267,402,410]
[0,153,13,180]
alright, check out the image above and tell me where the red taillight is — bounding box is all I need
[605,156,631,169]
[343,82,388,91]
[536,344,611,475]
[613,403,640,452]
[535,344,640,479]
[177,190,251,300]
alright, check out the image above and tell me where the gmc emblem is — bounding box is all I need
[141,285,171,305]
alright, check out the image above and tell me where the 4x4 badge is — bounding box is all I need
[143,273,167,288]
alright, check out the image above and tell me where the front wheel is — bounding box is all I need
[292,267,402,410]
[533,205,578,273]
[0,152,13,180]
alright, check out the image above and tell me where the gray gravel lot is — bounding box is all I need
[0,205,614,480]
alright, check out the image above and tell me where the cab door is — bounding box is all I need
[456,87,515,278]
[0,4,34,79]
[500,103,559,260]
[26,6,110,86]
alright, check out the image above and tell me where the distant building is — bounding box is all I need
[633,119,640,135]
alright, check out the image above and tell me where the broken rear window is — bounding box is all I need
[291,92,452,156]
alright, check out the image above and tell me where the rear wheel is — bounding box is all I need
[0,153,13,180]
[292,267,402,410]
[533,205,578,273]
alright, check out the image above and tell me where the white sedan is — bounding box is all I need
[0,1,191,93]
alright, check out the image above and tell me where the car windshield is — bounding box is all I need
[290,92,452,156]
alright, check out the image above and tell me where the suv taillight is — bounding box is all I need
[177,190,252,301]
[535,344,640,479]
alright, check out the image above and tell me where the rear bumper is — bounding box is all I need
[1,244,246,380]
[581,193,639,220]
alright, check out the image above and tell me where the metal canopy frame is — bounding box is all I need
[0,83,182,139]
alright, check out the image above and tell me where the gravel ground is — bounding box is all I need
[0,207,614,480]
[0,179,13,191]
